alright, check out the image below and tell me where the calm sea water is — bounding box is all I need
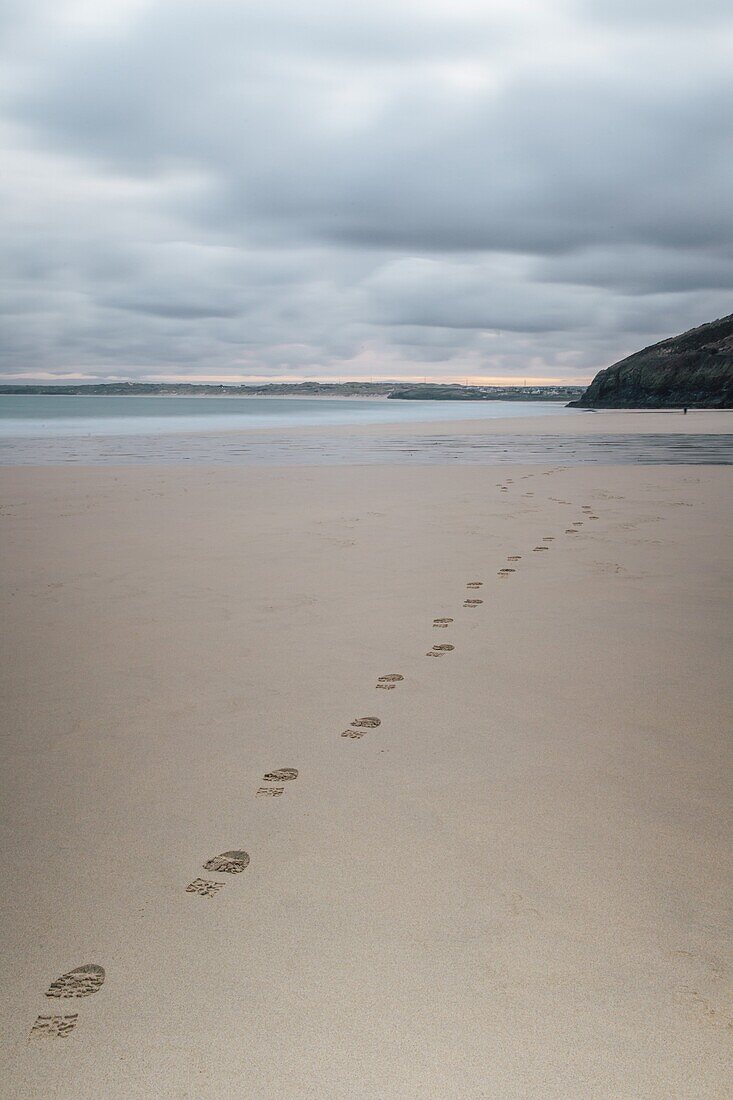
[1,394,730,465]
[0,394,573,438]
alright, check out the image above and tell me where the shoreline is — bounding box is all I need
[1,410,731,469]
[2,409,726,468]
[0,408,731,444]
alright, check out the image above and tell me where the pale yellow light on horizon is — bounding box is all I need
[1,371,593,387]
[144,373,593,387]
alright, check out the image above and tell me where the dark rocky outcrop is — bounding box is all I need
[570,314,733,408]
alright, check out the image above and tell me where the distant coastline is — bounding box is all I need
[0,381,584,401]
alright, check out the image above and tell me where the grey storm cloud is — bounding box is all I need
[0,0,731,381]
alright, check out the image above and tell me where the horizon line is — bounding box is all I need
[0,375,592,388]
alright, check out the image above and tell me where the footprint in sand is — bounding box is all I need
[498,568,516,577]
[588,515,599,519]
[463,598,482,607]
[466,581,483,589]
[532,546,549,551]
[186,849,250,897]
[342,716,381,738]
[45,966,106,999]
[29,965,106,1039]
[257,767,298,794]
[507,555,521,561]
[376,674,403,690]
[572,521,583,527]
[263,768,298,782]
[427,643,455,657]
[565,529,578,534]
[543,536,555,541]
[433,617,454,628]
[203,851,250,873]
[29,1015,79,1039]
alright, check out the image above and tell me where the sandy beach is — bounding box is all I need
[1,440,732,1096]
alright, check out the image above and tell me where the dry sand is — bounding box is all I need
[1,456,731,1097]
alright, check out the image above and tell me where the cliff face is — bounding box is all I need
[570,314,733,408]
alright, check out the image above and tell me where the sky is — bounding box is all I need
[1,0,732,385]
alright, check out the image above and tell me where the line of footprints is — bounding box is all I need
[184,767,299,899]
[29,766,301,1038]
[29,480,598,1039]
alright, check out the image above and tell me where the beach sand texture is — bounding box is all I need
[1,458,732,1097]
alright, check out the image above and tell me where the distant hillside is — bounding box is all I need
[570,314,733,409]
[387,385,578,401]
[388,385,490,400]
[0,380,583,401]
[0,381,397,397]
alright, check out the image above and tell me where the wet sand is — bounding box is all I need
[2,409,731,467]
[1,459,731,1097]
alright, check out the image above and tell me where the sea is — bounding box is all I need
[0,393,575,437]
[0,393,730,465]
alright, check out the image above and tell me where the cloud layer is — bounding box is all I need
[1,0,731,381]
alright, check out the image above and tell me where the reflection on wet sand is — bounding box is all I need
[1,431,731,466]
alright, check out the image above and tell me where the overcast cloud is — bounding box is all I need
[1,0,731,382]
